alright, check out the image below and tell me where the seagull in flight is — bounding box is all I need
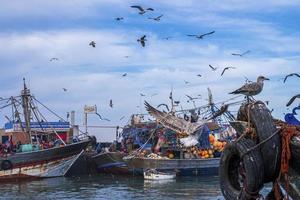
[109,99,113,108]
[115,17,124,21]
[157,103,169,112]
[283,73,300,83]
[50,57,59,62]
[221,67,236,76]
[148,14,163,21]
[163,36,172,40]
[131,5,154,15]
[62,88,67,92]
[197,74,202,77]
[185,95,199,102]
[231,50,250,57]
[95,113,110,121]
[187,31,215,39]
[209,64,217,71]
[137,35,147,47]
[286,94,300,107]
[122,73,127,77]
[174,101,180,105]
[120,116,125,120]
[89,41,96,48]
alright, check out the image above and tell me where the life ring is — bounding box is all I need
[1,160,13,170]
[219,138,264,200]
[237,101,281,183]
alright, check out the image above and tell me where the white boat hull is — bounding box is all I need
[143,171,176,180]
[0,151,83,180]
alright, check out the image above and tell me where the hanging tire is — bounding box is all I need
[1,160,13,170]
[219,138,264,200]
[237,102,281,183]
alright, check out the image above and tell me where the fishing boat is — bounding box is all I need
[122,89,235,176]
[92,151,129,174]
[0,79,91,180]
[143,169,176,180]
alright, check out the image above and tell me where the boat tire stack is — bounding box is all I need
[220,101,282,200]
[219,138,264,200]
[236,101,281,182]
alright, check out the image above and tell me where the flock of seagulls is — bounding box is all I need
[46,4,300,120]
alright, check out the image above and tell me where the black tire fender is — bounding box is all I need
[237,102,281,183]
[219,138,264,200]
[1,160,13,170]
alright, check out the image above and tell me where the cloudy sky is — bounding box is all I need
[0,0,299,141]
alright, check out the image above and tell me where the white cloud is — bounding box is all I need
[0,1,300,141]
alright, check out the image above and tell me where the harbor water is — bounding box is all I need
[1,175,272,200]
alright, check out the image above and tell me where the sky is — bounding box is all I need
[0,0,299,142]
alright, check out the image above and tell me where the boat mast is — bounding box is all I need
[21,78,32,143]
[11,97,24,132]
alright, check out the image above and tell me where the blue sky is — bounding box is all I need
[0,0,300,141]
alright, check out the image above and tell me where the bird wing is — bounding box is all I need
[187,34,197,37]
[231,82,259,94]
[131,5,144,12]
[141,40,145,47]
[146,8,154,11]
[286,94,300,106]
[141,35,146,40]
[209,64,216,70]
[157,14,163,19]
[294,73,300,78]
[231,53,241,56]
[157,103,169,111]
[185,95,193,100]
[200,31,215,37]
[284,74,291,83]
[241,50,250,56]
[221,68,227,76]
[145,101,205,135]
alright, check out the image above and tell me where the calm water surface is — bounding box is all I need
[1,175,271,200]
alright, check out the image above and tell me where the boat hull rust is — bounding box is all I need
[0,139,91,169]
[123,157,220,176]
[0,151,83,181]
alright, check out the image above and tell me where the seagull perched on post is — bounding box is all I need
[187,31,215,39]
[283,73,300,83]
[131,5,154,15]
[229,76,269,99]
[137,35,147,47]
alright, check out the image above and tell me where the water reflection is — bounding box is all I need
[1,175,271,200]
